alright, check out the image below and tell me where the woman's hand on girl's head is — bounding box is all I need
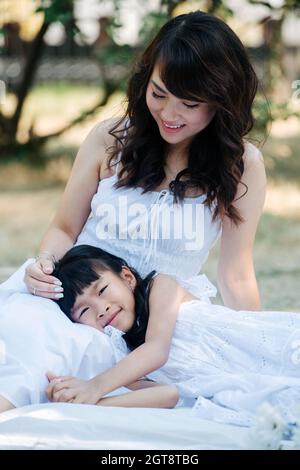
[24,256,64,300]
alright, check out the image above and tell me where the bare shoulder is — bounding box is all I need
[151,273,181,288]
[149,274,187,302]
[88,116,122,154]
[232,140,266,205]
[242,140,265,170]
[239,140,266,188]
[79,116,123,178]
[94,116,123,145]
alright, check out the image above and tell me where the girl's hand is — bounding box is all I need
[24,253,64,300]
[46,372,102,405]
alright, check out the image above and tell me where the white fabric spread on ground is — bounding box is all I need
[0,403,255,450]
[0,260,255,449]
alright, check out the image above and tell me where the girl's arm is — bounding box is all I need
[48,276,186,404]
[0,395,15,413]
[217,143,267,311]
[91,275,186,398]
[97,382,179,409]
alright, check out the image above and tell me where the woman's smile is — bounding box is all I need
[161,119,186,133]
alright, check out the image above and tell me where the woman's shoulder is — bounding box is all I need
[242,140,264,169]
[235,140,266,200]
[81,117,124,177]
[241,140,266,187]
[79,117,121,154]
[92,116,124,147]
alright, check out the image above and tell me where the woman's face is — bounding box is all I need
[146,63,216,150]
[71,267,136,333]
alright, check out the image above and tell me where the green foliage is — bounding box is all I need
[97,43,132,67]
[253,95,272,136]
[138,11,170,45]
[36,0,75,25]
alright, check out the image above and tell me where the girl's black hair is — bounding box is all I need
[52,245,156,351]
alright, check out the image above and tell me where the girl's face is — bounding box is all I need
[146,63,216,150]
[71,267,137,333]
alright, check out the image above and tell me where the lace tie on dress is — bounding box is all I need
[142,189,169,267]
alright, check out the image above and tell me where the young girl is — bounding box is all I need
[48,245,300,426]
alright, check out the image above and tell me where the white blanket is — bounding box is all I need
[0,403,255,450]
[0,260,262,450]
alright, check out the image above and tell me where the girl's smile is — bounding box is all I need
[71,267,137,333]
[105,307,122,327]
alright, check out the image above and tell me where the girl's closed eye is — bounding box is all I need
[78,285,108,319]
[98,285,108,295]
[79,307,89,319]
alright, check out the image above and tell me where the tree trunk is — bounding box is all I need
[7,20,49,143]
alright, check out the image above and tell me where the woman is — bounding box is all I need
[0,10,266,412]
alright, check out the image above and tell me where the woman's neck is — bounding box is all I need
[164,144,189,177]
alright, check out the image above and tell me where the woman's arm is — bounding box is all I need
[97,382,179,409]
[24,119,117,298]
[40,120,114,259]
[217,143,267,311]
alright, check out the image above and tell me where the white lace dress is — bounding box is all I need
[105,299,300,427]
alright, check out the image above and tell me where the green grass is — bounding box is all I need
[263,135,300,187]
[205,212,300,310]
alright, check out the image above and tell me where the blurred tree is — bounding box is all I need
[0,0,78,159]
[248,1,300,133]
[0,0,299,162]
[0,0,236,163]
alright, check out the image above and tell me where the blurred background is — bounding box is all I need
[0,0,299,309]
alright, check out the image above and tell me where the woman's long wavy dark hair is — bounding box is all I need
[53,245,155,351]
[108,10,260,224]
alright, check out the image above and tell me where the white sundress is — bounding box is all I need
[105,294,300,427]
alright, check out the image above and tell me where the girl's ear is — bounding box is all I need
[120,266,137,291]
